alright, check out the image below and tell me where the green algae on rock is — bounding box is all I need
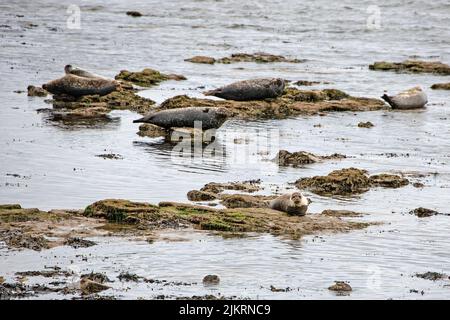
[431,83,450,90]
[369,60,450,75]
[157,87,385,120]
[114,68,186,87]
[217,52,304,64]
[295,168,409,196]
[184,56,216,64]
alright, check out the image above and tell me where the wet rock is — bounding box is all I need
[115,68,186,87]
[187,190,218,201]
[409,207,440,218]
[369,60,450,75]
[273,150,346,167]
[200,180,262,194]
[0,283,33,299]
[217,52,303,64]
[220,194,271,209]
[296,168,409,196]
[64,237,97,248]
[84,199,160,223]
[167,127,217,145]
[157,87,385,120]
[270,285,291,292]
[137,123,168,138]
[321,210,364,218]
[328,281,352,292]
[80,278,110,295]
[369,174,409,188]
[0,204,22,210]
[15,269,73,278]
[413,182,424,188]
[126,11,142,17]
[295,168,371,196]
[0,277,4,284]
[415,272,449,281]
[0,229,49,251]
[95,153,123,160]
[358,121,374,128]
[294,80,321,86]
[185,56,216,64]
[202,275,220,285]
[118,272,142,282]
[81,272,112,284]
[27,85,48,97]
[431,83,450,90]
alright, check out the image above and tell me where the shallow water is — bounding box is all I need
[1,0,450,299]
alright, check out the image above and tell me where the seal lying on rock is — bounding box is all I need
[204,78,285,101]
[269,192,310,216]
[42,74,118,97]
[133,107,229,130]
[64,64,108,79]
[381,87,427,109]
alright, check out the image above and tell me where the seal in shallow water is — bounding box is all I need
[269,192,310,216]
[203,78,285,101]
[42,74,118,97]
[64,65,107,79]
[381,86,428,109]
[133,107,229,130]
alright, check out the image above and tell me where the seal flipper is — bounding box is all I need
[381,94,395,107]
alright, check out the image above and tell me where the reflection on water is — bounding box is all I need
[1,0,450,299]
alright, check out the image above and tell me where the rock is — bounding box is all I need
[115,68,185,87]
[187,190,218,201]
[118,272,141,282]
[431,83,450,90]
[81,272,111,284]
[95,153,123,160]
[202,275,220,285]
[156,87,385,120]
[84,199,159,223]
[0,204,22,210]
[217,52,303,64]
[80,278,110,295]
[409,207,439,218]
[296,168,409,196]
[0,277,5,284]
[220,194,271,209]
[328,281,352,292]
[294,80,321,86]
[63,237,97,249]
[369,60,450,75]
[321,210,364,218]
[126,11,142,17]
[270,285,291,292]
[358,121,374,128]
[27,85,48,97]
[200,180,262,194]
[273,150,346,167]
[0,229,49,251]
[369,174,409,188]
[185,56,216,64]
[167,127,217,145]
[415,272,449,281]
[137,123,168,138]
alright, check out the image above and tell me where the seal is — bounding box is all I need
[42,74,118,97]
[381,86,427,109]
[203,78,285,101]
[64,65,107,79]
[133,107,229,130]
[269,192,310,216]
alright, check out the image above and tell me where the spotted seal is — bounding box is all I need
[42,74,118,97]
[204,78,285,101]
[381,86,428,109]
[133,107,229,130]
[269,192,310,216]
[64,65,108,79]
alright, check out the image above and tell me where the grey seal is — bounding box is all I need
[203,78,285,101]
[64,65,108,79]
[133,107,229,130]
[382,86,428,109]
[269,192,310,216]
[42,74,118,97]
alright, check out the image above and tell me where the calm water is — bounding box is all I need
[1,0,450,299]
